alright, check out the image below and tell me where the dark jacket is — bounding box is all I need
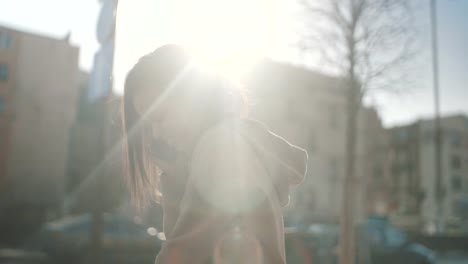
[156,119,308,264]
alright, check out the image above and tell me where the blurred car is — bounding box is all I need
[357,216,436,264]
[285,217,436,264]
[25,213,161,264]
[286,224,337,264]
[0,248,48,264]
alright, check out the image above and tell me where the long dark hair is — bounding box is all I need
[123,44,246,207]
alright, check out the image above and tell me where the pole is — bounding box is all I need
[340,28,359,262]
[88,1,118,263]
[430,0,443,233]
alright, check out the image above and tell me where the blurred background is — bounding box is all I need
[0,0,467,263]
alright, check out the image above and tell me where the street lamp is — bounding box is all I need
[429,0,444,233]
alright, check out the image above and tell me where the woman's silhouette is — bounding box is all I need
[123,44,307,263]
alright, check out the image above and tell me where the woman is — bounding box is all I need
[123,44,308,263]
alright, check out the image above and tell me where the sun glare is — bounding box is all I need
[190,51,260,81]
[114,0,278,93]
[176,0,275,79]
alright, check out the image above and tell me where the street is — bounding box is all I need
[438,259,467,264]
[437,253,468,264]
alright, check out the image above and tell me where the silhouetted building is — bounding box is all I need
[64,86,125,214]
[61,0,124,214]
[246,61,387,225]
[0,25,79,244]
[388,114,468,233]
[0,28,15,185]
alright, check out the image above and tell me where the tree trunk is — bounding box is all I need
[340,78,359,264]
[340,25,360,262]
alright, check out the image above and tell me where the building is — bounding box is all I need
[65,84,126,214]
[0,28,16,186]
[246,61,387,225]
[0,25,80,243]
[62,0,126,215]
[388,114,468,233]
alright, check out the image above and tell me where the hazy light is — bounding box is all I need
[177,0,275,79]
[114,0,278,93]
[147,227,158,236]
[133,216,143,224]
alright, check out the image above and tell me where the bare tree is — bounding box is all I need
[296,1,418,264]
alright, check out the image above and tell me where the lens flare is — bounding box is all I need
[114,0,278,93]
[173,0,275,79]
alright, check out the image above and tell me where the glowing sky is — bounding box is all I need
[0,0,467,127]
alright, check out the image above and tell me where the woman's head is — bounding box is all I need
[123,44,244,206]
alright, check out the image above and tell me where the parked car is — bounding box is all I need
[25,213,162,264]
[285,217,436,264]
[357,216,436,264]
[0,248,48,264]
[285,225,337,264]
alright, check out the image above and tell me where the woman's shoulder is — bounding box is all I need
[193,118,252,159]
[195,117,307,159]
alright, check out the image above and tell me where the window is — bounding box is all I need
[0,31,11,49]
[451,132,462,148]
[0,64,8,81]
[396,129,409,142]
[452,175,462,191]
[451,155,461,170]
[0,97,5,113]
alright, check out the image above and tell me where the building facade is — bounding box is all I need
[65,89,125,214]
[63,0,124,215]
[0,25,79,243]
[246,61,387,225]
[388,115,468,233]
[0,28,17,186]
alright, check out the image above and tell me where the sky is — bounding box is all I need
[0,0,467,127]
[370,0,468,127]
[0,0,100,69]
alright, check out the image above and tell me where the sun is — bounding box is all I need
[189,48,262,82]
[114,0,278,93]
[173,0,276,79]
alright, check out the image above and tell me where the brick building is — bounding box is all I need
[0,25,79,243]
